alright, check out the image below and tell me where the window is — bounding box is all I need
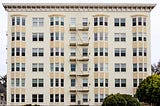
[94,48,98,56]
[61,79,64,87]
[121,18,125,26]
[133,48,137,56]
[99,17,103,25]
[70,48,76,56]
[100,48,103,56]
[71,64,76,72]
[139,63,143,71]
[55,78,59,87]
[21,94,25,102]
[50,79,54,87]
[121,33,126,41]
[11,48,15,56]
[61,63,64,72]
[115,48,126,57]
[138,32,142,41]
[50,33,54,41]
[115,79,126,87]
[61,48,64,56]
[11,63,14,71]
[95,94,98,102]
[22,17,25,26]
[133,79,137,87]
[100,78,104,87]
[83,78,88,87]
[105,33,108,41]
[115,64,120,72]
[21,63,25,71]
[50,63,54,71]
[50,17,54,26]
[82,33,88,42]
[22,32,25,41]
[114,18,125,26]
[115,63,126,72]
[94,33,98,41]
[105,63,108,72]
[82,18,88,26]
[104,17,108,26]
[32,18,44,27]
[16,17,20,25]
[133,33,137,41]
[138,17,142,26]
[11,78,14,87]
[32,48,44,57]
[55,32,59,40]
[21,78,25,87]
[16,94,19,102]
[70,18,76,26]
[11,32,15,41]
[100,63,103,71]
[105,79,108,87]
[55,48,59,56]
[32,78,44,87]
[32,33,44,41]
[94,64,98,71]
[61,18,64,26]
[39,79,44,87]
[55,63,59,71]
[16,32,20,40]
[94,79,98,87]
[71,94,76,102]
[144,63,147,72]
[83,64,88,71]
[32,63,44,72]
[22,48,25,56]
[16,63,20,71]
[139,48,143,56]
[12,17,15,26]
[11,94,14,102]
[114,18,119,26]
[70,33,76,41]
[139,79,143,84]
[61,94,64,102]
[16,48,20,56]
[83,48,88,56]
[144,48,147,56]
[121,64,126,72]
[94,17,98,26]
[133,64,137,72]
[71,79,76,87]
[100,94,104,102]
[16,78,20,87]
[115,79,120,87]
[50,48,54,56]
[132,18,136,26]
[50,94,54,102]
[83,94,88,102]
[55,17,59,25]
[32,94,43,102]
[121,79,126,87]
[144,32,147,41]
[143,18,146,26]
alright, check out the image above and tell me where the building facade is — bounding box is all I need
[3,3,155,106]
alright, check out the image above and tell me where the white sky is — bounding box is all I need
[0,0,159,76]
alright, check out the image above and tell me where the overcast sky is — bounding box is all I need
[0,0,159,76]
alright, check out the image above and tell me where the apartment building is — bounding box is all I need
[3,3,155,106]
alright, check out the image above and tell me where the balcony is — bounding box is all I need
[70,56,76,61]
[70,86,89,92]
[78,26,89,31]
[77,71,89,76]
[69,71,76,76]
[70,25,76,31]
[69,40,76,46]
[77,56,89,61]
[77,40,89,46]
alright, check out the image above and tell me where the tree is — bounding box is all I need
[102,93,140,106]
[136,75,160,106]
[102,94,127,106]
[151,61,160,74]
[0,75,7,87]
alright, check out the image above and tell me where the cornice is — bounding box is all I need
[3,3,156,12]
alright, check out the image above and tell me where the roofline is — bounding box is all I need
[3,3,156,12]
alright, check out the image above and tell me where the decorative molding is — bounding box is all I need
[3,3,156,12]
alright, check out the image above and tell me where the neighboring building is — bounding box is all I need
[0,83,6,106]
[3,3,155,106]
